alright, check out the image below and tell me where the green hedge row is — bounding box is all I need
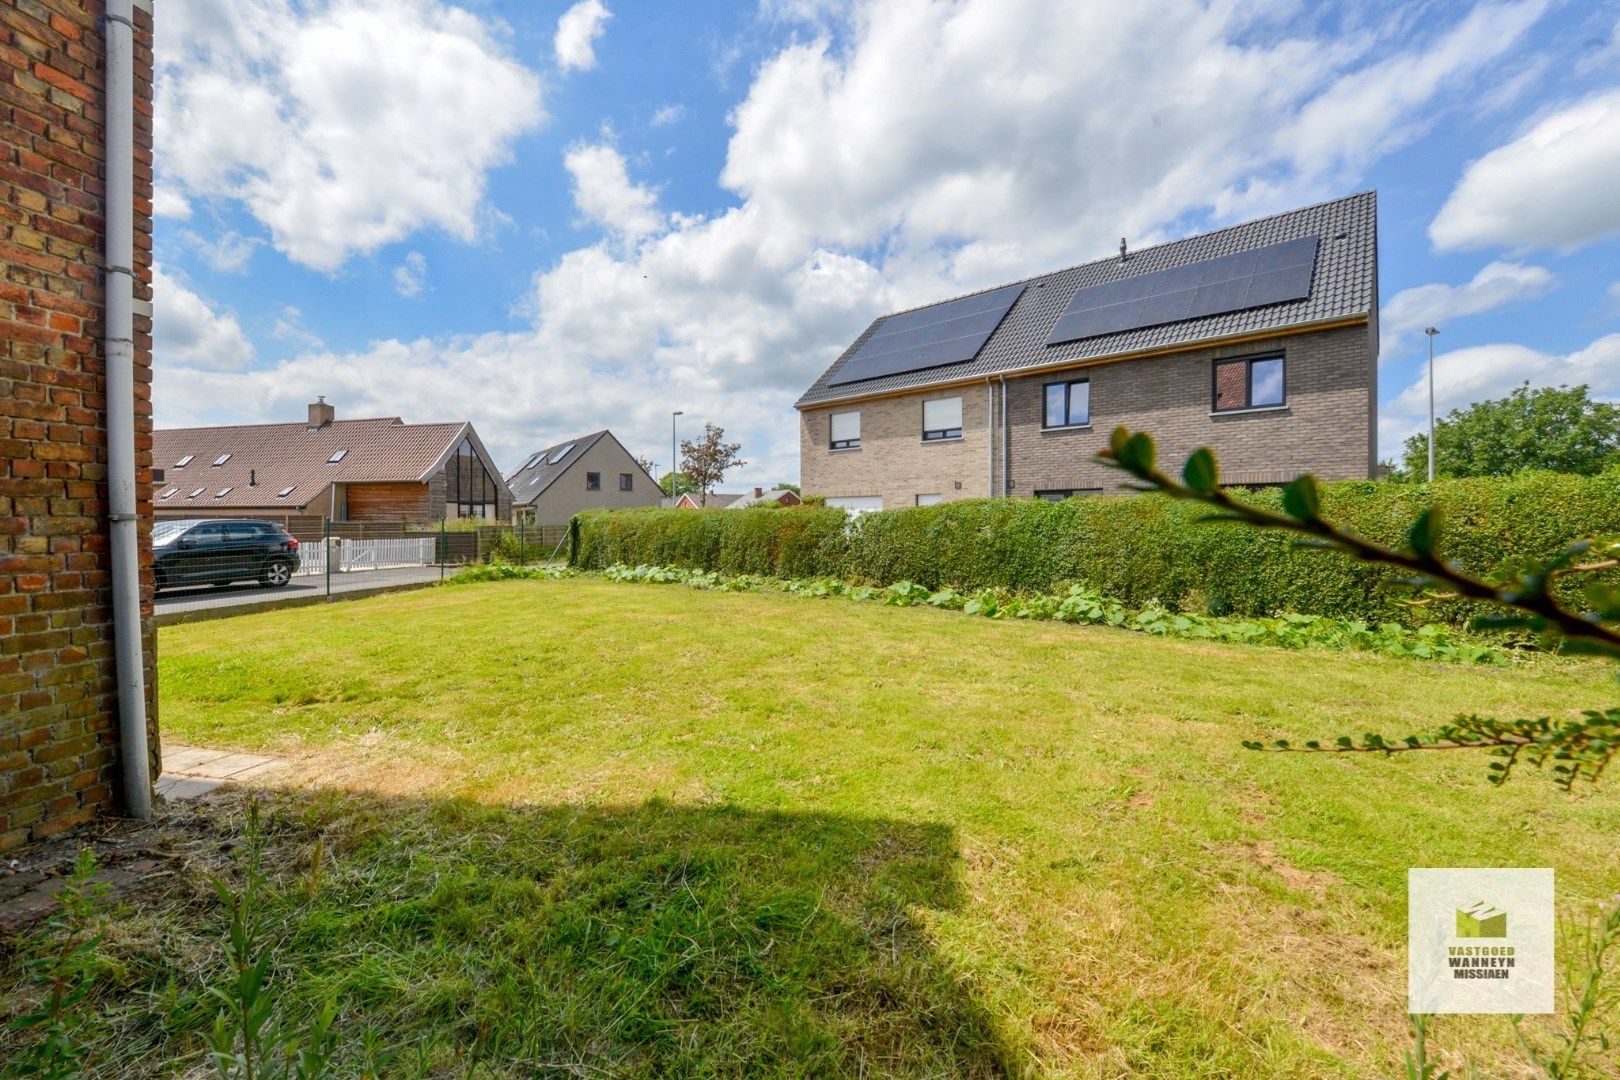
[571,469,1620,627]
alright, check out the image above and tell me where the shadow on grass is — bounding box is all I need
[3,789,1015,1077]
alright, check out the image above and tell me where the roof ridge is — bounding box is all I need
[154,416,470,433]
[870,190,1374,322]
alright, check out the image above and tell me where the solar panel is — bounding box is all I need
[828,283,1026,387]
[1045,235,1318,347]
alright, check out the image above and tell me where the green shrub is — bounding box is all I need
[572,469,1620,628]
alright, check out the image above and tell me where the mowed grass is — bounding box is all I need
[146,579,1620,1076]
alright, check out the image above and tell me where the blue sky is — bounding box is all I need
[152,0,1620,486]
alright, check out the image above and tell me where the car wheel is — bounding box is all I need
[261,559,293,588]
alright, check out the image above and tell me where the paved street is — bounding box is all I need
[154,565,448,619]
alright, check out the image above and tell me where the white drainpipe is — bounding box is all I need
[104,0,150,818]
[998,375,1009,497]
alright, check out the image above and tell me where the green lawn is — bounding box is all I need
[37,579,1620,1075]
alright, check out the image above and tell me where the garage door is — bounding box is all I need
[826,496,884,515]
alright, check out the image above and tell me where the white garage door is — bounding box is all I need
[826,496,884,515]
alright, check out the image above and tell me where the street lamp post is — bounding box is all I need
[1425,326,1439,483]
[671,410,684,503]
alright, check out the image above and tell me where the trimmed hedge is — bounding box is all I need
[571,470,1620,627]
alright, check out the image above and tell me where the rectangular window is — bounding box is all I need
[829,411,861,450]
[1213,354,1286,412]
[922,397,963,441]
[1034,488,1103,502]
[211,453,231,467]
[586,472,601,490]
[915,494,942,506]
[327,449,348,463]
[277,485,296,498]
[174,454,194,468]
[619,472,633,491]
[1043,379,1091,428]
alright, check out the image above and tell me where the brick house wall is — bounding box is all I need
[799,323,1373,507]
[799,386,995,508]
[2,0,157,849]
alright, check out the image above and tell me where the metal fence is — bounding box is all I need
[152,517,571,619]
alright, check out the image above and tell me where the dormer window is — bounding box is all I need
[277,485,296,498]
[212,453,231,467]
[327,449,348,463]
[174,454,194,468]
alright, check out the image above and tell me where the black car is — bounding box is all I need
[152,518,302,593]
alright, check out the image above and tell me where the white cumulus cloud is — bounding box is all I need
[155,0,543,271]
[394,251,429,298]
[564,142,664,243]
[555,0,611,73]
[153,266,256,370]
[1430,88,1620,252]
[1380,260,1554,360]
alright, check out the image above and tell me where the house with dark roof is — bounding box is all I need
[152,399,512,523]
[796,192,1378,510]
[507,430,660,525]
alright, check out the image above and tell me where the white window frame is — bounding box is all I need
[830,411,861,450]
[211,453,231,467]
[174,454,194,468]
[922,397,963,441]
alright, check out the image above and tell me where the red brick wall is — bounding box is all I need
[2,0,156,849]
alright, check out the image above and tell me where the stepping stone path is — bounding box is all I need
[156,745,287,800]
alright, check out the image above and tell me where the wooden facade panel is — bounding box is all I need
[344,482,430,522]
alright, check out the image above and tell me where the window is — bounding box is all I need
[523,453,542,471]
[586,472,601,491]
[1034,488,1104,502]
[1213,354,1285,412]
[190,522,228,542]
[215,487,233,498]
[549,443,576,464]
[830,411,861,450]
[446,435,500,519]
[186,487,205,499]
[1043,379,1091,428]
[327,449,348,463]
[174,454,194,468]
[915,494,942,506]
[277,485,296,498]
[212,453,231,467]
[826,495,883,515]
[922,397,963,441]
[619,472,633,491]
[158,487,177,499]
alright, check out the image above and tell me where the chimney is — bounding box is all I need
[249,469,257,487]
[753,487,763,498]
[1119,237,1128,263]
[308,396,335,429]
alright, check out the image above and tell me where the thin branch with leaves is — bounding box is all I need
[1099,426,1619,789]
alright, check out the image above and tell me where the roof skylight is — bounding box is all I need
[212,453,231,467]
[186,487,205,499]
[174,454,194,468]
[158,487,177,499]
[277,485,296,497]
[215,487,233,497]
[327,449,348,463]
[548,443,576,464]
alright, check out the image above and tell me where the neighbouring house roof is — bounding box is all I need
[796,191,1377,408]
[153,416,480,512]
[675,491,744,508]
[726,488,801,509]
[505,431,609,506]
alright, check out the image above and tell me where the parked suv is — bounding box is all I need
[152,518,301,593]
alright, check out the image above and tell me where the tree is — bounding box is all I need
[772,482,801,494]
[1396,383,1620,481]
[658,471,696,498]
[679,423,746,506]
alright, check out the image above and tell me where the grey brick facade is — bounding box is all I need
[801,323,1375,505]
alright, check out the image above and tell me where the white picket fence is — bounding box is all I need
[296,537,436,577]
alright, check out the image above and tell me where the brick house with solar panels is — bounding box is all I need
[506,430,661,526]
[796,192,1378,510]
[152,400,512,524]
